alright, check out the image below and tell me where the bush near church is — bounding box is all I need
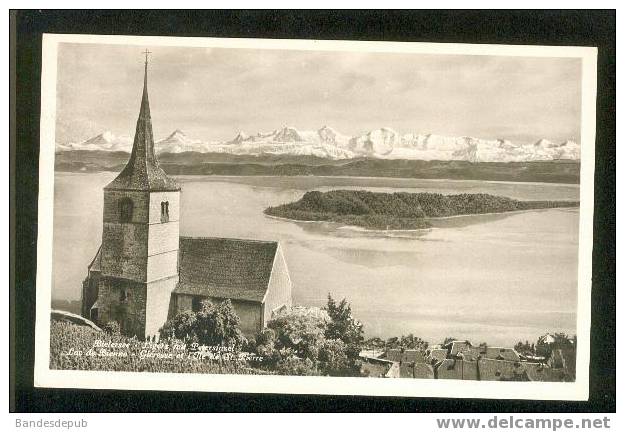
[159,299,247,349]
[251,294,364,376]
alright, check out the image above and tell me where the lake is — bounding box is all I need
[52,172,580,346]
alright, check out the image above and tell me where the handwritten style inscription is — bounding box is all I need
[63,339,264,362]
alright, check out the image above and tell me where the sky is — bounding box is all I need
[55,42,582,145]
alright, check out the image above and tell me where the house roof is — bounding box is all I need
[360,357,396,378]
[400,362,434,379]
[523,362,568,382]
[447,340,472,355]
[174,236,279,303]
[482,347,520,362]
[447,341,520,362]
[385,349,425,364]
[436,358,479,380]
[426,348,449,364]
[477,358,524,381]
[105,60,179,192]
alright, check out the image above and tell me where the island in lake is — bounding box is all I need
[264,190,580,230]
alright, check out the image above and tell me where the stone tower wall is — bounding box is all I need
[99,188,181,338]
[101,190,150,281]
[97,276,147,337]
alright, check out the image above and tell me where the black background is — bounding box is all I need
[11,10,616,412]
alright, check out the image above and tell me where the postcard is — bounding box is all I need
[34,33,597,400]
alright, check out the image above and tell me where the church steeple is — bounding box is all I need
[105,51,179,192]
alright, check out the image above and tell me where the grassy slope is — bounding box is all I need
[49,320,265,374]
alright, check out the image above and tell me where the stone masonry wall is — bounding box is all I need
[101,190,150,281]
[97,276,147,338]
[101,223,148,281]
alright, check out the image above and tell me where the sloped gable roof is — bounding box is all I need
[478,358,524,381]
[88,245,102,272]
[448,340,473,356]
[385,349,425,364]
[174,236,279,303]
[482,347,520,362]
[426,348,449,364]
[400,362,434,379]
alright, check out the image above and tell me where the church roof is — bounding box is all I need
[174,236,279,303]
[87,245,102,272]
[105,58,179,192]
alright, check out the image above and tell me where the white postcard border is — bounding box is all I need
[34,33,597,400]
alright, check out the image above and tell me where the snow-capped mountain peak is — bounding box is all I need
[83,130,116,145]
[57,127,580,162]
[57,131,133,152]
[534,138,557,149]
[272,126,304,142]
[165,129,187,141]
[156,129,207,153]
[229,131,251,144]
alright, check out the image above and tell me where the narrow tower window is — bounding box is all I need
[119,198,133,222]
[161,201,169,222]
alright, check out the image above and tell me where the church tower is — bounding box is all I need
[97,51,180,339]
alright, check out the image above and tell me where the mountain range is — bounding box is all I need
[56,126,580,163]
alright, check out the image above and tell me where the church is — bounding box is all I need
[81,56,293,339]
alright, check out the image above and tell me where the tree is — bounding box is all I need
[443,337,458,346]
[399,333,429,352]
[267,307,328,362]
[262,303,364,377]
[253,328,281,366]
[318,338,351,376]
[159,299,246,349]
[325,294,365,357]
[275,348,318,376]
[514,340,534,355]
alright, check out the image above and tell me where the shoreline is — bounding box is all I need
[264,206,579,232]
[173,174,580,188]
[431,206,579,220]
[56,171,581,188]
[265,213,432,233]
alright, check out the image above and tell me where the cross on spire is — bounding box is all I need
[105,48,179,192]
[143,49,151,66]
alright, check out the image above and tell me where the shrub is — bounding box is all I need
[159,299,247,349]
[267,308,327,362]
[102,321,120,336]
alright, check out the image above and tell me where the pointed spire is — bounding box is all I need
[106,51,179,192]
